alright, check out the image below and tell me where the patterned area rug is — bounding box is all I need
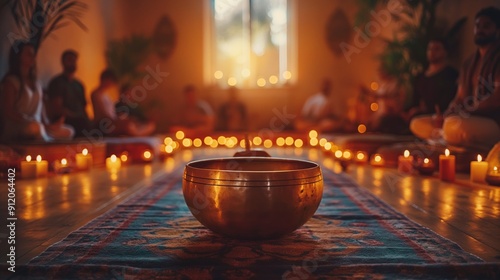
[7,160,500,279]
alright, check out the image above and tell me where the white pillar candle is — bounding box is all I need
[470,154,488,184]
[35,155,48,177]
[76,148,93,170]
[106,154,122,170]
[21,155,37,179]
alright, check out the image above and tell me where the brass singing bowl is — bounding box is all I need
[182,157,323,239]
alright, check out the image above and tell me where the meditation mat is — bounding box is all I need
[7,160,500,279]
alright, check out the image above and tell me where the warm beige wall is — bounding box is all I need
[114,0,205,132]
[116,0,394,131]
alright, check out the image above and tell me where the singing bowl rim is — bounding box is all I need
[184,157,322,183]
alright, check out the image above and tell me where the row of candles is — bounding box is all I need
[394,148,500,185]
[20,147,157,178]
[18,130,500,186]
[20,149,94,179]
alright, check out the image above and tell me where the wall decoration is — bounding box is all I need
[153,15,176,60]
[325,8,352,57]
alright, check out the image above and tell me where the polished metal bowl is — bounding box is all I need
[182,157,323,239]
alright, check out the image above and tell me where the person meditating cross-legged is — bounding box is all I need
[407,39,459,119]
[91,69,155,137]
[47,49,91,138]
[0,42,74,142]
[410,7,500,149]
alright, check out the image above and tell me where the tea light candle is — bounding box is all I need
[370,154,385,167]
[439,149,455,182]
[75,148,93,170]
[55,158,71,173]
[417,158,435,176]
[120,152,129,165]
[339,150,352,171]
[470,154,488,184]
[106,154,122,170]
[35,155,48,177]
[354,151,368,164]
[486,166,500,186]
[142,150,153,162]
[398,150,414,173]
[21,155,37,179]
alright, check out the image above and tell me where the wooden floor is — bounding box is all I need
[1,147,499,265]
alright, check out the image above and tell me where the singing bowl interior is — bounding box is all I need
[182,157,323,239]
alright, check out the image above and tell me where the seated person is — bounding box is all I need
[46,50,91,137]
[0,42,74,142]
[295,78,345,132]
[217,86,247,131]
[91,69,155,137]
[410,7,500,149]
[170,84,215,137]
[407,39,458,119]
[115,84,156,129]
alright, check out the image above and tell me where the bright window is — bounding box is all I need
[209,0,293,88]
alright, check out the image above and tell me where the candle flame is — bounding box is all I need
[494,166,498,172]
[404,150,410,158]
[165,145,173,154]
[36,155,42,162]
[374,155,382,162]
[477,154,482,162]
[143,150,152,159]
[343,150,352,159]
[445,149,450,157]
[110,154,117,162]
[424,158,430,164]
[26,155,32,162]
[61,158,67,165]
[334,150,343,158]
[357,152,365,161]
[82,148,88,156]
[175,130,185,140]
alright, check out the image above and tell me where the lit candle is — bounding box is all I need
[21,155,37,179]
[142,150,153,162]
[486,166,500,186]
[439,149,455,182]
[370,154,385,167]
[339,150,352,171]
[417,158,435,176]
[120,152,129,164]
[398,150,414,174]
[55,158,71,173]
[470,154,488,184]
[354,151,368,164]
[35,155,48,177]
[75,148,93,170]
[106,154,122,170]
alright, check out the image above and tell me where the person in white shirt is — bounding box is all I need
[295,79,342,132]
[0,42,74,142]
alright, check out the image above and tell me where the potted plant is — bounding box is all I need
[2,0,88,53]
